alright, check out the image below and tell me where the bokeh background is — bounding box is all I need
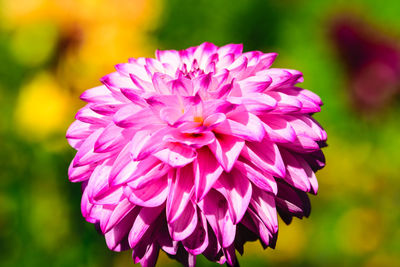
[1,0,400,266]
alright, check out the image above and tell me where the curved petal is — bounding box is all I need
[214,171,252,224]
[198,190,236,248]
[194,147,224,201]
[166,165,195,223]
[168,201,197,241]
[208,134,244,172]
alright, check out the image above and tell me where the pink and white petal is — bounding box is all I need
[246,208,274,246]
[166,165,195,223]
[80,85,120,103]
[198,189,236,248]
[101,72,137,92]
[103,199,137,233]
[156,49,181,69]
[264,68,303,90]
[280,149,312,192]
[237,75,272,93]
[127,161,170,189]
[216,111,265,142]
[94,124,132,153]
[194,147,224,201]
[203,113,227,129]
[241,140,286,178]
[168,201,197,241]
[182,212,209,255]
[154,143,197,167]
[128,205,165,248]
[73,128,109,167]
[234,160,277,194]
[229,93,277,113]
[113,106,163,128]
[281,135,320,153]
[251,53,278,72]
[68,161,94,182]
[130,128,170,161]
[164,130,215,149]
[129,73,155,92]
[75,106,109,126]
[217,44,243,59]
[170,77,194,96]
[250,188,278,234]
[66,120,95,142]
[259,115,296,143]
[125,176,168,207]
[214,171,252,224]
[208,134,244,172]
[140,243,160,267]
[268,91,303,113]
[115,63,150,81]
[105,208,137,251]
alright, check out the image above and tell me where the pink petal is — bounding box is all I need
[100,72,137,92]
[105,208,137,251]
[94,124,132,153]
[259,115,296,143]
[208,134,244,172]
[237,75,272,93]
[154,143,197,167]
[103,199,137,233]
[115,63,150,81]
[194,147,224,201]
[214,171,252,224]
[241,140,286,178]
[217,44,243,58]
[68,161,94,182]
[72,128,109,167]
[182,212,209,255]
[128,205,164,248]
[140,243,160,267]
[80,85,118,103]
[75,106,109,126]
[198,190,236,248]
[168,201,197,241]
[215,112,265,142]
[250,188,278,233]
[124,176,168,207]
[234,160,277,194]
[113,106,163,128]
[280,149,312,192]
[166,165,195,223]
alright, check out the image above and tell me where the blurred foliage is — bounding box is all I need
[0,0,400,266]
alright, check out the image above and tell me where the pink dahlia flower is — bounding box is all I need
[67,42,326,267]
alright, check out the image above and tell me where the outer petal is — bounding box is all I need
[182,211,209,255]
[241,140,286,178]
[198,190,236,248]
[214,171,252,224]
[128,205,164,248]
[168,201,197,241]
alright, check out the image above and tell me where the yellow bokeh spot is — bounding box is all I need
[336,207,383,255]
[15,72,71,140]
[10,22,58,67]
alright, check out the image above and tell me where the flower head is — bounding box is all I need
[67,42,326,266]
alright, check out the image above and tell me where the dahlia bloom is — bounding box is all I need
[67,42,326,266]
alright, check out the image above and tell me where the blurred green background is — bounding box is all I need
[1,0,399,266]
